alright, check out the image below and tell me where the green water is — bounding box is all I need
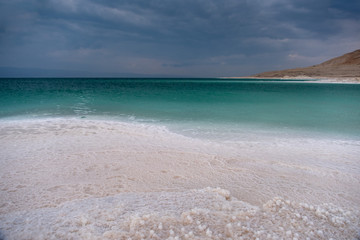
[0,78,359,139]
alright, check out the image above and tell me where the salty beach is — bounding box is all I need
[2,0,360,237]
[1,78,360,239]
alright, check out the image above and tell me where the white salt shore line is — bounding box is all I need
[0,118,359,239]
[219,76,360,84]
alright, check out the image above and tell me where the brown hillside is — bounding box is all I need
[252,49,360,79]
[318,49,360,66]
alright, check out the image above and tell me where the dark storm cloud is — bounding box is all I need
[0,0,359,77]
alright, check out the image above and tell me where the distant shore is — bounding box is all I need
[224,50,360,83]
[221,76,360,84]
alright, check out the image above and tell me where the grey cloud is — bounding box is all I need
[0,0,359,77]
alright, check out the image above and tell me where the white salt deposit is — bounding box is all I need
[0,188,359,239]
[0,118,359,239]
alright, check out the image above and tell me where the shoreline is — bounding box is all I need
[1,118,360,238]
[1,114,360,142]
[220,76,360,84]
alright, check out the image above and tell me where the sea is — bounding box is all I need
[1,78,360,140]
[1,78,360,239]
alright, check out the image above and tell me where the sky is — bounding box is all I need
[0,0,359,77]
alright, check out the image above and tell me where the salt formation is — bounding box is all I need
[0,187,359,240]
[1,118,360,239]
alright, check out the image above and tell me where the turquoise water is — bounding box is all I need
[0,78,360,139]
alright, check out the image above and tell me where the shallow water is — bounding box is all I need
[1,78,360,139]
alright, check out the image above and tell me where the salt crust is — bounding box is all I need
[0,118,360,239]
[0,187,359,240]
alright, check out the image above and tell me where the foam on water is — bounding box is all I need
[0,118,359,239]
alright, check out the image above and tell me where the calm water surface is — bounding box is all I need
[0,78,359,139]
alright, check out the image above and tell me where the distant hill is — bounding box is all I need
[252,49,360,80]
